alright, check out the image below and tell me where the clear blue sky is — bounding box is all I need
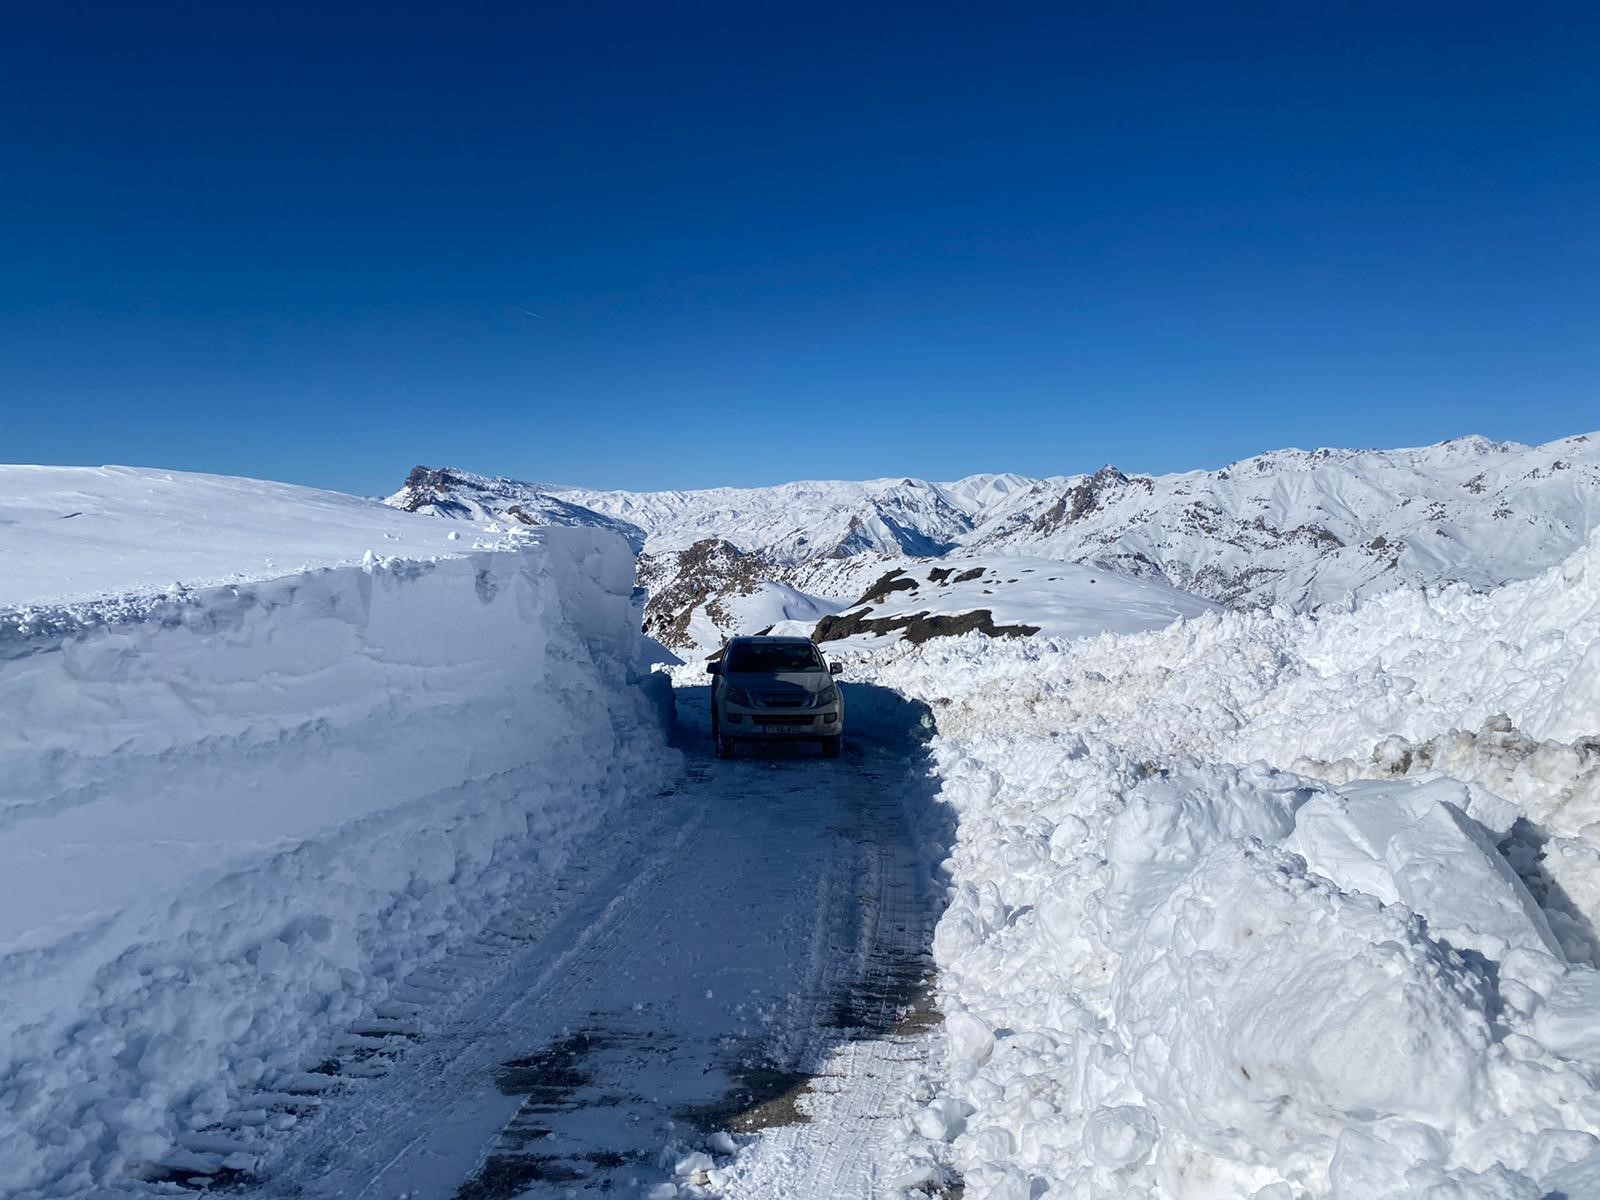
[2,3,1596,495]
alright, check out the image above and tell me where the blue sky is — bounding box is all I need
[2,3,1595,495]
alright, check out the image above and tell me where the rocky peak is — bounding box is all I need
[636,538,778,648]
[391,465,460,512]
[1031,464,1132,533]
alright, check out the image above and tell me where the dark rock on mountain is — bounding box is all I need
[814,606,1040,644]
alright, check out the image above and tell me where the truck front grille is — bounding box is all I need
[757,693,808,708]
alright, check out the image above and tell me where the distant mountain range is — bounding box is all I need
[386,432,1600,650]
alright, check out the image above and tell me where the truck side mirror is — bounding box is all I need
[829,661,843,675]
[706,661,722,675]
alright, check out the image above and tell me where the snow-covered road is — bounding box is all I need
[238,684,948,1199]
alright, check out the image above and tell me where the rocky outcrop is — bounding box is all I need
[813,606,1039,645]
[1030,465,1150,534]
[853,569,921,606]
[637,539,779,649]
[390,466,474,515]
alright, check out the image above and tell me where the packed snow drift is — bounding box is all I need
[843,526,1600,1198]
[0,468,677,1196]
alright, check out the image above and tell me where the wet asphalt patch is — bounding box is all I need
[457,1027,662,1198]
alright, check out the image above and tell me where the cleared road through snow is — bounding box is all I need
[239,682,947,1199]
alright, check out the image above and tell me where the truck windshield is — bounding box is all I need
[725,642,822,673]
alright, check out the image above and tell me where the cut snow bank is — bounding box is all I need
[0,465,509,612]
[857,528,1600,1198]
[0,469,677,1196]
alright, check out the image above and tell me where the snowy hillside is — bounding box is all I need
[768,555,1218,649]
[965,432,1600,607]
[393,431,1600,652]
[0,468,676,1195]
[554,474,1032,561]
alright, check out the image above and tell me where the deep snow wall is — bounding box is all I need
[0,527,678,1195]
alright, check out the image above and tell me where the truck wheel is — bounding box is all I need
[821,736,842,758]
[716,735,734,759]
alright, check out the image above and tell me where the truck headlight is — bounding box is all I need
[816,685,838,707]
[726,685,752,706]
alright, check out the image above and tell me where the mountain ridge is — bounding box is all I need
[386,431,1600,648]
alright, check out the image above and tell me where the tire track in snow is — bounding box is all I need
[711,748,944,1200]
[247,773,715,1198]
[231,683,948,1200]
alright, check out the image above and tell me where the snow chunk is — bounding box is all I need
[945,1007,997,1070]
[1104,764,1315,948]
[1113,839,1493,1169]
[1529,969,1600,1063]
[1290,777,1564,962]
[912,1096,974,1143]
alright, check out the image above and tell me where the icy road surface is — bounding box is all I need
[240,684,947,1199]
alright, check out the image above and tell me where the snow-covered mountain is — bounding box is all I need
[551,473,1038,561]
[964,432,1600,606]
[387,465,646,553]
[390,431,1600,650]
